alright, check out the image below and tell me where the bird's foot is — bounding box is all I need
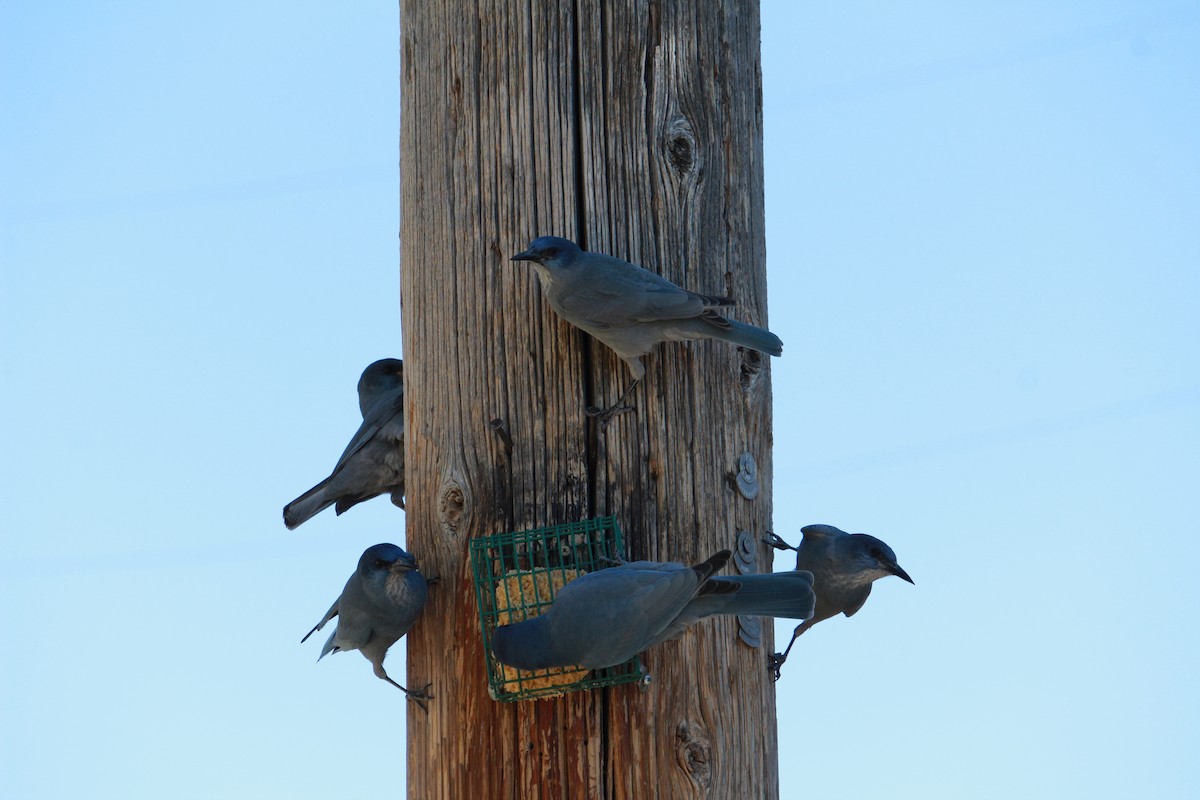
[762,531,797,552]
[586,380,640,430]
[769,652,788,682]
[384,673,434,711]
[585,402,635,430]
[404,682,434,712]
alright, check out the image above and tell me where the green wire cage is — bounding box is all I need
[469,516,646,702]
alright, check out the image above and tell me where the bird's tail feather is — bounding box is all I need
[702,571,816,620]
[692,550,733,583]
[317,630,339,661]
[283,479,336,530]
[712,318,783,357]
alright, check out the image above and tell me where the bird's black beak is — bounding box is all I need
[889,563,915,584]
[511,249,537,263]
[392,556,418,572]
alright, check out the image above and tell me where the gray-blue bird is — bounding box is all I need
[765,524,913,679]
[302,543,431,706]
[512,237,782,417]
[490,550,815,671]
[283,358,405,529]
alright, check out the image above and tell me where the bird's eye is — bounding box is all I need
[544,247,558,258]
[374,559,389,569]
[869,548,883,560]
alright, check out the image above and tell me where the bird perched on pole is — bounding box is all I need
[283,358,405,529]
[764,524,914,679]
[302,543,432,707]
[490,550,815,671]
[511,236,783,421]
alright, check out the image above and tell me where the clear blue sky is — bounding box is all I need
[2,3,1197,798]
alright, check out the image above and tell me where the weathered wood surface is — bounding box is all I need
[400,1,778,797]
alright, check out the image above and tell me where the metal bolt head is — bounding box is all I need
[735,452,759,499]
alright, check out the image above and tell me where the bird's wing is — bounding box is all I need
[554,561,684,608]
[623,562,701,604]
[794,532,836,574]
[561,255,733,326]
[549,562,691,639]
[800,524,843,540]
[333,388,404,471]
[327,604,374,652]
[556,564,696,665]
[841,584,874,618]
[302,598,339,643]
[318,629,340,660]
[614,563,708,640]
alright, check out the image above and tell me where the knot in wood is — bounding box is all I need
[739,348,764,391]
[674,721,712,789]
[438,479,466,536]
[665,116,697,173]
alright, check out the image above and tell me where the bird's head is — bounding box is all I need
[845,533,914,585]
[359,357,403,392]
[511,236,582,271]
[490,625,516,666]
[358,543,418,578]
[490,617,557,672]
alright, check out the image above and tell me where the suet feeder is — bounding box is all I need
[469,516,645,702]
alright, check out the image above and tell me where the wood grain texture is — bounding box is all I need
[401,1,778,797]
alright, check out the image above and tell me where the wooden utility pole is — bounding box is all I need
[400,1,778,797]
